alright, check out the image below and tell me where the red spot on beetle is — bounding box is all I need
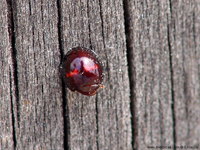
[66,69,79,77]
[61,47,104,96]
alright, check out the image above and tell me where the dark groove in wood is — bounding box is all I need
[99,0,112,85]
[9,71,16,149]
[6,0,19,148]
[61,78,69,150]
[98,0,105,48]
[95,96,99,150]
[98,0,110,81]
[114,95,120,149]
[8,0,20,127]
[192,12,196,49]
[122,0,137,149]
[167,12,176,150]
[87,0,92,49]
[57,0,69,149]
[57,0,64,60]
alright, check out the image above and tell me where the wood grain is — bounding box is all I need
[0,1,15,149]
[124,0,174,149]
[126,0,200,149]
[59,0,132,149]
[1,0,199,149]
[169,0,200,148]
[12,0,64,149]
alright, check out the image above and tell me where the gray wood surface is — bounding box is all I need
[169,0,200,148]
[124,0,174,149]
[59,0,132,149]
[0,1,14,149]
[125,0,200,149]
[0,0,199,150]
[12,0,64,149]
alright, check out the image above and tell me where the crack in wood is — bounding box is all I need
[9,70,17,149]
[122,0,136,150]
[87,0,92,49]
[167,2,177,148]
[6,0,20,148]
[98,0,111,82]
[57,0,69,149]
[95,96,99,150]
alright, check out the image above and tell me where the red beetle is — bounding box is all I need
[61,47,104,96]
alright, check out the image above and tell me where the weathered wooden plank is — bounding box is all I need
[169,0,200,148]
[12,0,64,149]
[0,0,15,149]
[124,0,174,149]
[59,0,132,149]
